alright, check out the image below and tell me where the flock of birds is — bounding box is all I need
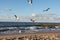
[13,0,50,22]
[0,0,60,34]
[0,0,50,22]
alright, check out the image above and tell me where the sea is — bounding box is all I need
[0,22,60,35]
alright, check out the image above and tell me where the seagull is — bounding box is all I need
[43,8,50,12]
[28,0,32,5]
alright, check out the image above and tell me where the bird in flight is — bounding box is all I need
[43,8,50,12]
[28,0,32,5]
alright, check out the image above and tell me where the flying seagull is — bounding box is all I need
[28,0,32,5]
[43,8,50,12]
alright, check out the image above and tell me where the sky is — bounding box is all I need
[0,0,60,16]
